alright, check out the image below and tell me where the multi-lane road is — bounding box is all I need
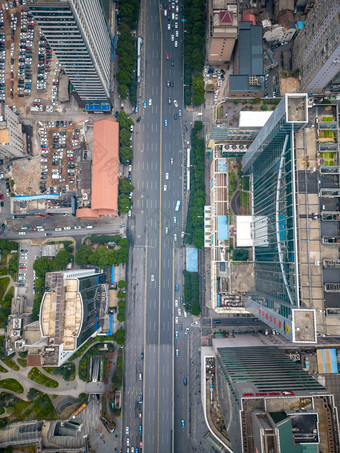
[123,0,192,452]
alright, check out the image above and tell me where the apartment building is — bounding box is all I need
[206,0,238,64]
[293,0,340,92]
[0,103,25,158]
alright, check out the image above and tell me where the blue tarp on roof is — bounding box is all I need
[217,215,229,241]
[297,21,305,30]
[14,194,60,201]
[107,314,113,335]
[186,248,198,272]
[111,266,115,285]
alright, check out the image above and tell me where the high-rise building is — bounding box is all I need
[0,103,25,158]
[30,0,112,102]
[215,343,339,453]
[243,94,340,342]
[206,0,238,64]
[27,269,108,366]
[292,0,340,92]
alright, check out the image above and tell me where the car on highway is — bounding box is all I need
[178,308,181,316]
[74,226,81,229]
[174,234,177,241]
[185,327,190,335]
[136,116,141,122]
[181,419,185,428]
[191,321,198,326]
[166,52,169,60]
[168,97,171,104]
[164,119,168,126]
[165,172,169,179]
[175,299,178,307]
[141,352,144,360]
[174,113,178,120]
[175,330,179,338]
[171,34,174,41]
[143,101,147,108]
[55,227,62,231]
[151,274,154,282]
[175,316,178,324]
[174,100,178,107]
[183,377,187,386]
[148,98,152,106]
[126,426,129,435]
[173,216,177,223]
[170,158,174,164]
[165,227,169,234]
[64,226,71,230]
[171,59,174,66]
[176,349,179,356]
[164,185,167,191]
[139,425,142,434]
[19,231,26,235]
[175,41,178,47]
[127,438,130,446]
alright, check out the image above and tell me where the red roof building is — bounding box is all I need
[77,118,119,218]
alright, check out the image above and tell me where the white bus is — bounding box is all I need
[175,200,181,212]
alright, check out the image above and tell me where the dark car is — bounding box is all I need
[136,116,141,122]
[115,111,119,118]
[183,377,187,386]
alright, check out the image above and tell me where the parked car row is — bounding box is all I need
[16,9,35,98]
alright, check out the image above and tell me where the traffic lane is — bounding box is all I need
[158,343,173,450]
[144,345,160,452]
[1,226,121,240]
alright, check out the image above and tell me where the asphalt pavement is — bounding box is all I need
[122,0,191,452]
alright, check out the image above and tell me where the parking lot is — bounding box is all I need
[38,120,86,195]
[16,240,41,308]
[0,3,61,114]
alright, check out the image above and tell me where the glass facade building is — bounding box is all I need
[30,0,112,102]
[243,94,312,340]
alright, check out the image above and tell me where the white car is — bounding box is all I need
[173,216,177,223]
[165,172,169,179]
[175,316,178,324]
[185,327,190,335]
[151,274,155,282]
[174,234,177,241]
[175,41,178,47]
[175,30,179,37]
[174,100,178,107]
[164,185,167,191]
[178,308,181,316]
[126,426,129,435]
[63,226,71,230]
[167,23,171,30]
[175,299,178,307]
[148,98,152,106]
[55,227,62,231]
[165,227,169,234]
[171,34,174,41]
[19,232,26,235]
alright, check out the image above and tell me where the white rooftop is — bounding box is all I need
[236,215,253,247]
[239,111,273,128]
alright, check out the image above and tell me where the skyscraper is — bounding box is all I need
[293,0,340,92]
[243,94,340,342]
[30,0,112,102]
[215,343,339,453]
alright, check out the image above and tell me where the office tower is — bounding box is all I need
[215,344,339,453]
[30,0,112,102]
[243,94,340,342]
[29,269,108,366]
[206,0,238,64]
[0,103,25,158]
[293,0,340,92]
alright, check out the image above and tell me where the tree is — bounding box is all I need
[194,121,203,130]
[119,178,134,194]
[260,104,268,111]
[75,246,91,266]
[118,84,129,99]
[118,194,131,213]
[118,280,127,288]
[233,99,240,104]
[33,257,52,278]
[119,128,132,147]
[117,291,126,299]
[117,312,126,323]
[114,329,126,345]
[119,146,133,163]
[52,250,72,271]
[192,76,205,106]
[117,111,134,130]
[118,238,129,248]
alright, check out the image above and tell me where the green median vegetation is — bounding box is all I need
[186,121,205,249]
[183,0,205,106]
[118,177,134,214]
[28,368,59,388]
[183,270,201,316]
[117,111,134,164]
